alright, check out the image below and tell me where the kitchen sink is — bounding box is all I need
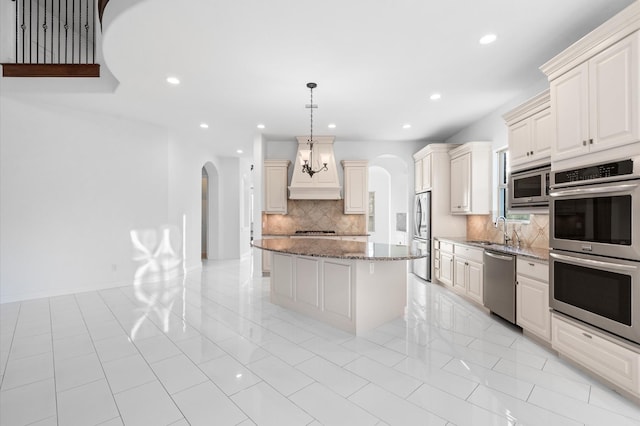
[468,240,494,246]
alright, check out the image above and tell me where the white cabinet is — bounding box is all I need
[516,258,551,341]
[342,160,368,214]
[436,240,454,288]
[449,142,492,215]
[450,153,470,213]
[414,154,432,193]
[549,32,640,162]
[264,160,290,214]
[552,313,640,399]
[452,244,484,305]
[504,90,552,171]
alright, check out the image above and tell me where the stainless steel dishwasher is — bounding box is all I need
[483,250,516,323]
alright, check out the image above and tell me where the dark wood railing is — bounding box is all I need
[2,0,105,77]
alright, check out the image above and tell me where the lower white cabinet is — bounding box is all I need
[552,313,640,398]
[436,241,454,287]
[516,258,551,341]
[452,244,484,305]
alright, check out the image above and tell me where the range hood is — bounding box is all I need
[288,136,342,199]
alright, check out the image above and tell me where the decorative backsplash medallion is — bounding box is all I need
[262,199,366,234]
[466,214,549,249]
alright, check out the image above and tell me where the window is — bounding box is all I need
[497,149,529,222]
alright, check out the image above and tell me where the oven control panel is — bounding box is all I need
[554,159,634,185]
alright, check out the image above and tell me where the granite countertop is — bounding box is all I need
[252,238,424,261]
[436,236,549,262]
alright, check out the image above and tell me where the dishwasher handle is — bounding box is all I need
[484,251,514,262]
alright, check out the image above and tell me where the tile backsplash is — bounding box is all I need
[262,199,366,234]
[466,214,549,249]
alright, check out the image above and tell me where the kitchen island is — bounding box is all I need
[252,238,426,334]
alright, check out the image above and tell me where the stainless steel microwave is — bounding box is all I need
[509,165,550,209]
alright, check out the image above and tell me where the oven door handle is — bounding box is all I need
[549,183,639,197]
[549,252,638,272]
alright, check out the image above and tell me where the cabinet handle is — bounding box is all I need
[528,263,534,267]
[526,152,530,156]
[530,151,534,155]
[582,332,592,339]
[589,138,593,145]
[582,140,587,146]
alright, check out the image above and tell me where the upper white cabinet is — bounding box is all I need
[504,90,552,171]
[341,160,368,214]
[414,153,432,193]
[449,142,492,215]
[551,34,639,161]
[264,160,290,214]
[541,3,640,166]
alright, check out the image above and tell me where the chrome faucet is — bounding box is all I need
[513,228,521,249]
[495,216,511,245]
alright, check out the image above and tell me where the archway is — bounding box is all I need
[369,155,409,245]
[202,162,220,260]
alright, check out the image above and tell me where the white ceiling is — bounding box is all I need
[32,0,640,156]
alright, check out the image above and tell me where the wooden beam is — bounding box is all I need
[1,64,100,78]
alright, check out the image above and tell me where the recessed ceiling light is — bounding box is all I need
[237,149,243,154]
[479,34,497,45]
[328,123,336,129]
[200,123,209,129]
[403,124,411,129]
[430,93,442,101]
[257,124,265,129]
[166,76,180,85]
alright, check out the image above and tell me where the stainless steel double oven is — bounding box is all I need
[549,157,640,344]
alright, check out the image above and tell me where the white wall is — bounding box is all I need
[445,78,549,151]
[0,96,169,302]
[1,95,249,303]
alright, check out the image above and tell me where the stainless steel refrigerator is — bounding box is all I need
[412,191,431,281]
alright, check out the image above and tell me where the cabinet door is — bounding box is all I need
[589,33,639,152]
[264,165,289,214]
[421,153,432,191]
[508,119,532,168]
[439,252,454,287]
[344,164,368,214]
[531,108,552,162]
[517,275,551,341]
[453,258,467,293]
[466,260,483,305]
[552,315,640,395]
[414,159,423,193]
[450,153,470,213]
[551,62,590,161]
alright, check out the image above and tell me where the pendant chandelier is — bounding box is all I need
[299,82,328,178]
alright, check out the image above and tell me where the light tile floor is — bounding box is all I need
[1,257,640,425]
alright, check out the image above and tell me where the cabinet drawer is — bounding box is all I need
[517,258,548,281]
[453,244,483,263]
[439,241,454,253]
[552,314,640,396]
